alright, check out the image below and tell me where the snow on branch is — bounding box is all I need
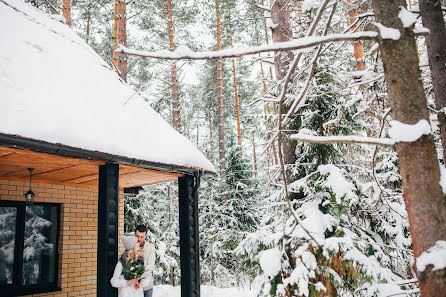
[388,119,431,143]
[416,240,446,273]
[290,133,396,147]
[116,32,378,60]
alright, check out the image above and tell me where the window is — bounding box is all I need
[0,201,61,296]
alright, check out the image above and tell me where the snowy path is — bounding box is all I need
[152,285,256,297]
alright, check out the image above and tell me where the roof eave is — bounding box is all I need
[0,133,217,177]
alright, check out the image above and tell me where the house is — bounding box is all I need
[0,0,215,296]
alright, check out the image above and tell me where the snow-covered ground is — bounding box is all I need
[153,285,256,297]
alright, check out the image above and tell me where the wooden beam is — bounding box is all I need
[97,163,119,297]
[178,173,201,297]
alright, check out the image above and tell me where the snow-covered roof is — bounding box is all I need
[0,0,215,174]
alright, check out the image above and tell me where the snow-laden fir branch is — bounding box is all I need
[290,133,396,146]
[116,32,378,60]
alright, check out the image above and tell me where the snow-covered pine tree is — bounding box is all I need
[237,1,415,296]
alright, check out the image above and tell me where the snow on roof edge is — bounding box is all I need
[0,132,216,176]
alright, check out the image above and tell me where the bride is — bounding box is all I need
[111,235,151,297]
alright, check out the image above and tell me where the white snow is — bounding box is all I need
[0,0,215,174]
[292,201,334,243]
[50,14,67,24]
[259,247,282,278]
[416,240,446,272]
[153,285,256,297]
[302,0,321,13]
[439,163,446,195]
[413,27,430,34]
[318,165,357,205]
[374,23,401,40]
[398,6,418,28]
[266,18,278,30]
[388,119,431,143]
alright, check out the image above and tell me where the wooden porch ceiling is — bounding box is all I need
[0,146,181,188]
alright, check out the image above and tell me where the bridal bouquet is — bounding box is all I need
[122,258,146,280]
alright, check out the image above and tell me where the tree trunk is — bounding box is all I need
[419,0,446,162]
[210,241,215,286]
[371,0,446,295]
[215,0,227,200]
[252,133,257,177]
[209,117,214,158]
[346,0,366,71]
[86,12,91,44]
[259,58,279,165]
[167,0,181,132]
[62,0,71,27]
[270,0,296,176]
[113,0,127,82]
[262,9,275,81]
[230,29,242,150]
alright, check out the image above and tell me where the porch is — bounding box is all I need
[0,143,204,297]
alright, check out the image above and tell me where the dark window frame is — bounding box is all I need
[0,200,61,296]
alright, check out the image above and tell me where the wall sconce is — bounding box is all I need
[24,168,36,206]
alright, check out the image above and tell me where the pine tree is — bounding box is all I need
[371,0,446,294]
[418,0,446,162]
[113,0,127,81]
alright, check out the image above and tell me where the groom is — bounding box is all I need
[134,225,155,297]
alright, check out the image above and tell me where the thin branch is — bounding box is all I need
[384,289,420,297]
[395,278,418,285]
[264,0,333,155]
[106,54,121,75]
[277,0,338,248]
[42,0,59,14]
[122,61,178,106]
[116,31,378,60]
[372,108,392,189]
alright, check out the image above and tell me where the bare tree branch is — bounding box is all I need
[290,133,395,146]
[116,32,378,60]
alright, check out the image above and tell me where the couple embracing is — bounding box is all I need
[111,225,156,297]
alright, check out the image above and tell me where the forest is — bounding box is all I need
[23,0,446,296]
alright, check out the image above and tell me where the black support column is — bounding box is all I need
[178,172,201,297]
[97,163,119,297]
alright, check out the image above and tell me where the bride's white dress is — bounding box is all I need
[110,261,151,297]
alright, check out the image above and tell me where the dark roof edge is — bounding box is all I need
[0,133,216,177]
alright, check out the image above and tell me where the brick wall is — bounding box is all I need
[0,179,124,297]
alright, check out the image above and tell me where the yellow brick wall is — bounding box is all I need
[0,179,125,297]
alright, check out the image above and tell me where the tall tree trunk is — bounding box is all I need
[62,0,71,27]
[86,11,91,44]
[259,58,279,165]
[229,29,242,150]
[210,240,216,286]
[346,0,366,71]
[371,0,446,295]
[113,0,127,82]
[347,0,366,163]
[215,0,227,200]
[262,2,275,81]
[209,117,214,158]
[419,0,446,162]
[167,0,181,132]
[252,133,258,177]
[270,0,296,178]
